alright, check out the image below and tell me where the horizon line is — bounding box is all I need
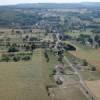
[0,1,100,6]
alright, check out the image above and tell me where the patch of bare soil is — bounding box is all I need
[86,80,100,99]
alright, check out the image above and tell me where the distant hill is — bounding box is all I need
[0,2,100,28]
[0,2,100,9]
[82,2,100,7]
[14,2,100,9]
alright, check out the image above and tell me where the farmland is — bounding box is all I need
[0,49,59,100]
[65,30,92,38]
[0,2,100,100]
[0,28,90,100]
[64,41,100,99]
[0,49,49,100]
[69,46,100,69]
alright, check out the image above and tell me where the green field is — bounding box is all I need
[69,44,100,68]
[0,49,57,100]
[65,42,100,81]
[65,30,92,38]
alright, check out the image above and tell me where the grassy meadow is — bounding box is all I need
[0,49,57,100]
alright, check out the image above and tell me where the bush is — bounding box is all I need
[83,59,88,66]
[22,56,31,61]
[58,55,63,62]
[25,45,30,51]
[91,67,96,71]
[13,56,20,62]
[8,47,19,52]
[1,54,10,62]
[56,78,63,85]
[44,51,49,62]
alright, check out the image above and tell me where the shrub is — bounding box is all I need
[46,57,49,62]
[91,67,96,71]
[1,54,10,62]
[22,56,31,61]
[44,51,49,62]
[56,78,63,85]
[8,47,19,52]
[83,59,88,66]
[25,45,30,51]
[13,56,20,62]
[58,55,63,62]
